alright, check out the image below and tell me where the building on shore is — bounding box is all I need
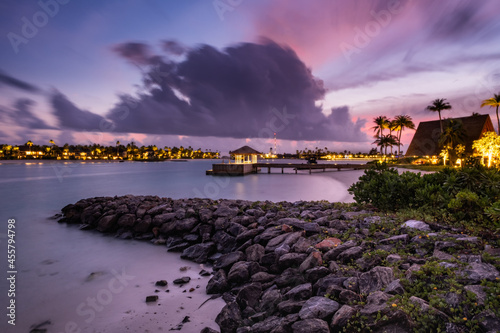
[405,114,494,157]
[208,145,262,175]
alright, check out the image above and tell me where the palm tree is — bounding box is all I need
[426,98,452,134]
[480,93,500,134]
[392,115,416,156]
[116,140,120,157]
[373,135,398,155]
[372,116,390,154]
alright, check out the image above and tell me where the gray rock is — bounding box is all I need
[175,217,198,232]
[260,287,282,312]
[291,318,330,333]
[285,283,313,301]
[385,279,405,295]
[97,214,118,232]
[298,296,339,320]
[228,261,251,283]
[305,267,330,283]
[207,269,229,294]
[278,300,306,315]
[216,302,242,333]
[460,262,500,284]
[379,234,409,244]
[339,290,359,305]
[198,208,213,223]
[151,212,176,227]
[337,246,364,263]
[401,220,431,231]
[359,266,395,295]
[117,214,136,227]
[278,253,308,269]
[237,283,262,310]
[275,268,306,288]
[299,252,323,272]
[251,271,276,283]
[343,277,359,292]
[173,276,190,284]
[331,305,356,327]
[433,249,454,261]
[213,231,237,254]
[274,243,291,256]
[213,251,246,271]
[360,291,390,315]
[473,310,500,332]
[266,232,302,252]
[251,316,281,333]
[323,240,357,261]
[214,205,239,218]
[386,254,402,264]
[180,242,215,263]
[133,215,151,233]
[464,285,487,305]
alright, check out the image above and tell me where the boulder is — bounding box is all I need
[266,232,302,252]
[379,234,409,244]
[180,242,215,263]
[117,214,136,227]
[385,279,405,295]
[299,252,322,272]
[291,318,330,333]
[323,240,357,261]
[401,220,431,231]
[228,261,252,284]
[359,266,394,295]
[298,296,339,320]
[250,316,281,333]
[216,302,242,333]
[97,214,118,232]
[214,205,239,218]
[315,237,342,252]
[213,251,246,271]
[207,269,229,294]
[284,283,313,301]
[237,283,262,310]
[337,246,364,263]
[331,305,356,327]
[459,262,500,284]
[278,253,308,269]
[464,285,487,305]
[360,291,390,315]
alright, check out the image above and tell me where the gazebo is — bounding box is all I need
[229,145,262,164]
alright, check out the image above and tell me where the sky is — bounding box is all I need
[1,0,500,155]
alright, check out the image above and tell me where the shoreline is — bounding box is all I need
[56,195,500,332]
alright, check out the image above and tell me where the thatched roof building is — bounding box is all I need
[405,114,494,157]
[229,145,262,164]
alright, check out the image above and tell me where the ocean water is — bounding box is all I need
[0,159,368,332]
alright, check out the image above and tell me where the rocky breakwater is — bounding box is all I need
[58,195,500,333]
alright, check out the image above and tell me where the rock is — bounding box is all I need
[134,215,151,233]
[96,214,118,232]
[291,318,330,333]
[359,266,395,295]
[331,305,356,327]
[214,205,239,219]
[473,310,500,332]
[386,254,402,264]
[460,262,500,284]
[379,234,409,244]
[337,246,363,263]
[155,280,168,287]
[292,237,315,253]
[314,275,347,296]
[360,291,390,315]
[228,261,251,284]
[278,253,308,269]
[435,241,456,251]
[251,316,281,333]
[213,231,237,254]
[339,290,360,305]
[433,250,454,261]
[207,269,229,294]
[117,214,136,227]
[216,302,242,333]
[200,327,219,333]
[145,295,158,302]
[180,242,215,263]
[275,268,306,288]
[266,232,302,252]
[401,220,431,231]
[175,217,198,232]
[213,251,246,271]
[274,243,291,256]
[385,279,405,295]
[260,287,282,312]
[278,300,306,315]
[298,296,339,320]
[284,283,313,301]
[251,272,276,283]
[464,285,487,305]
[323,240,357,261]
[315,238,342,252]
[456,236,479,243]
[299,252,322,272]
[173,276,190,284]
[305,267,330,283]
[198,208,213,223]
[152,212,176,227]
[237,283,262,310]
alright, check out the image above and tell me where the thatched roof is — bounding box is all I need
[405,114,494,156]
[229,145,262,155]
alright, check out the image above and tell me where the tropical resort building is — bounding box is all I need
[405,114,494,157]
[207,145,262,175]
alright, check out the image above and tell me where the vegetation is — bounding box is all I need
[426,98,452,134]
[371,115,416,156]
[481,93,500,133]
[348,163,500,235]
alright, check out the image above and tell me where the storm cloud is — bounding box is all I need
[0,71,40,93]
[104,40,365,141]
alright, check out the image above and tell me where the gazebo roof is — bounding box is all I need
[229,145,262,155]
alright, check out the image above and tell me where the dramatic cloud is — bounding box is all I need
[51,91,108,131]
[162,40,188,56]
[5,98,53,129]
[0,71,40,93]
[54,40,367,142]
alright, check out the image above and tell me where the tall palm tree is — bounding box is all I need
[481,93,500,134]
[426,98,452,134]
[392,115,416,156]
[116,140,120,157]
[372,116,390,154]
[26,140,33,152]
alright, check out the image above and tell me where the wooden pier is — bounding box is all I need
[207,162,369,175]
[253,163,369,174]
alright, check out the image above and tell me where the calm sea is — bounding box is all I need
[0,159,368,332]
